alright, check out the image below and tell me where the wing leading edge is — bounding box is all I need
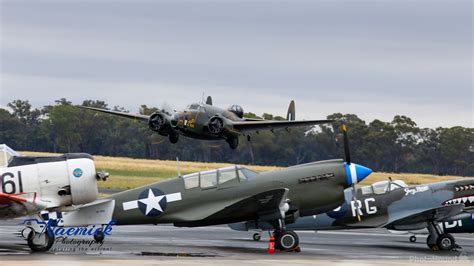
[233,119,335,132]
[385,204,465,229]
[79,106,150,122]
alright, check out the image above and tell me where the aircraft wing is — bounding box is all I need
[174,188,289,227]
[79,106,150,122]
[232,119,334,132]
[384,204,465,229]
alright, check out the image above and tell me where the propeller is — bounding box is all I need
[341,124,351,165]
[341,123,361,222]
[160,102,174,116]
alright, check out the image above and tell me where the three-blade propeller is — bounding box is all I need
[341,123,362,222]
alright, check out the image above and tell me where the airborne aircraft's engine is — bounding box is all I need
[148,113,165,132]
[208,116,225,135]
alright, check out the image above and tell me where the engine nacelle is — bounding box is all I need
[208,116,225,135]
[65,154,99,205]
[32,154,99,206]
[148,113,165,132]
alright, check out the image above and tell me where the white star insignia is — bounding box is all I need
[139,189,165,215]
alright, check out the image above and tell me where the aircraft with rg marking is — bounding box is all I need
[79,97,333,149]
[0,144,108,251]
[49,125,372,252]
[230,177,474,251]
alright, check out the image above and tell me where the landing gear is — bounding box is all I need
[169,134,179,144]
[226,137,239,149]
[437,233,455,251]
[94,229,105,242]
[273,230,300,251]
[409,235,417,243]
[426,221,457,251]
[253,233,261,241]
[426,235,438,250]
[25,227,55,252]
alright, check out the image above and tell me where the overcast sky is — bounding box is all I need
[1,0,472,128]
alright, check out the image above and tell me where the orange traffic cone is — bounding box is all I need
[268,234,275,254]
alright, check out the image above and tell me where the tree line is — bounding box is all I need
[0,99,472,176]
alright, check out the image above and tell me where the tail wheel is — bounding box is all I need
[437,233,455,251]
[275,231,299,251]
[27,229,55,252]
[94,230,105,242]
[252,233,261,241]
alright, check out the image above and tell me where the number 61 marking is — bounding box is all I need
[1,171,23,194]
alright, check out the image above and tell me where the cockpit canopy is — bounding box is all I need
[227,105,244,118]
[0,144,19,167]
[360,180,407,195]
[186,103,204,111]
[182,165,257,189]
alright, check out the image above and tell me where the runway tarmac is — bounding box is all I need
[0,219,473,265]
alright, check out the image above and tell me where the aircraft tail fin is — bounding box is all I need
[206,96,213,105]
[286,100,295,121]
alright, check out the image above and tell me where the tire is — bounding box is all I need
[227,137,239,149]
[409,235,417,243]
[27,229,54,252]
[94,230,105,242]
[169,134,179,144]
[275,231,299,251]
[252,233,261,241]
[437,233,455,251]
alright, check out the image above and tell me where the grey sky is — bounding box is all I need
[1,0,472,128]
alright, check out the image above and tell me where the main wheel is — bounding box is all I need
[252,233,261,241]
[27,229,54,252]
[409,235,417,243]
[275,231,299,251]
[227,137,239,149]
[169,134,179,144]
[426,235,439,251]
[437,233,455,251]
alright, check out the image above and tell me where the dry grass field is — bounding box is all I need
[20,151,469,190]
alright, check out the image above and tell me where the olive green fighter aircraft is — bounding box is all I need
[79,97,333,149]
[41,126,372,252]
[230,178,474,251]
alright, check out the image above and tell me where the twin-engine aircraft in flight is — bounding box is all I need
[0,144,107,251]
[80,97,333,149]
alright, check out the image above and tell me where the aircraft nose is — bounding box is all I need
[345,163,373,186]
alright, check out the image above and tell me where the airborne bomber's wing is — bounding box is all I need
[233,119,335,132]
[384,204,465,229]
[79,106,150,122]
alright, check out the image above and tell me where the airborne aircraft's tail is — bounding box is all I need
[206,96,213,105]
[286,100,296,121]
